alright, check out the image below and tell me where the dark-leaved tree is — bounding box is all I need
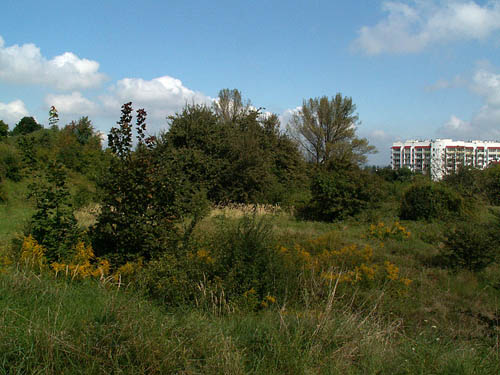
[91,103,189,264]
[11,117,43,136]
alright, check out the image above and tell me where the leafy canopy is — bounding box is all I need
[289,94,375,169]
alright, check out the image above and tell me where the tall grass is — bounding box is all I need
[1,267,498,374]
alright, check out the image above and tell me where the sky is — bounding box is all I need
[1,0,500,165]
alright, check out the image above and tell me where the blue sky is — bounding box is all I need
[1,0,500,165]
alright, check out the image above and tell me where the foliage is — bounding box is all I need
[0,182,6,203]
[0,120,8,138]
[300,168,384,221]
[91,103,187,264]
[11,116,42,136]
[51,241,110,279]
[212,215,281,303]
[27,161,81,262]
[212,88,251,123]
[482,163,500,206]
[442,221,498,272]
[288,94,375,168]
[0,142,22,182]
[399,182,465,221]
[375,166,417,183]
[163,96,307,205]
[367,221,411,241]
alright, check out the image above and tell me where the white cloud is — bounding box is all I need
[0,35,106,90]
[438,114,474,137]
[40,75,213,134]
[0,99,29,125]
[279,106,301,132]
[102,76,212,120]
[438,66,500,139]
[98,75,213,133]
[353,1,500,55]
[45,92,99,115]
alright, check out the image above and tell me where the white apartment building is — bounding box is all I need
[391,139,500,180]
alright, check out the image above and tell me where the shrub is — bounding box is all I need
[0,143,22,182]
[212,215,282,303]
[0,181,6,203]
[28,161,81,262]
[482,164,500,206]
[400,182,465,221]
[442,221,498,272]
[299,169,384,222]
[91,103,193,264]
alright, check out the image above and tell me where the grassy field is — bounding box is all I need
[0,181,499,374]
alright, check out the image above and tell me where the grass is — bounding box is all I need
[1,186,500,373]
[0,180,33,249]
[0,268,498,374]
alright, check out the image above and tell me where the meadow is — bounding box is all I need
[1,182,499,374]
[1,101,500,374]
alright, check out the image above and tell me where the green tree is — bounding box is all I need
[0,120,8,139]
[28,161,80,262]
[213,88,251,124]
[11,116,43,136]
[288,94,375,169]
[49,106,59,130]
[91,103,189,264]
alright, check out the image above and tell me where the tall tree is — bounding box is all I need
[213,88,251,124]
[11,116,43,136]
[0,120,8,139]
[288,94,375,169]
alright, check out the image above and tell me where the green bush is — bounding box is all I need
[442,221,498,272]
[27,161,81,262]
[400,182,465,221]
[0,182,7,203]
[212,215,282,304]
[299,169,384,222]
[91,103,192,264]
[0,143,22,182]
[482,164,500,206]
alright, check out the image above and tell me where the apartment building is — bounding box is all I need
[391,139,500,180]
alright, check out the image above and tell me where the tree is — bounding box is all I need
[11,116,43,136]
[288,94,375,169]
[91,103,187,264]
[0,120,8,139]
[49,106,59,130]
[213,88,251,124]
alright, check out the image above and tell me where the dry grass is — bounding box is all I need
[74,204,101,229]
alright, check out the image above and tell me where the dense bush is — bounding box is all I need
[482,164,500,206]
[0,143,22,182]
[299,168,384,222]
[91,103,195,264]
[442,166,483,199]
[399,182,465,221]
[212,215,282,302]
[27,161,81,262]
[442,221,498,272]
[162,97,307,205]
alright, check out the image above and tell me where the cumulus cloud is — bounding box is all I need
[101,76,212,123]
[279,106,301,132]
[40,75,213,134]
[0,99,29,125]
[438,66,500,139]
[0,35,106,90]
[45,92,99,115]
[353,1,500,55]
